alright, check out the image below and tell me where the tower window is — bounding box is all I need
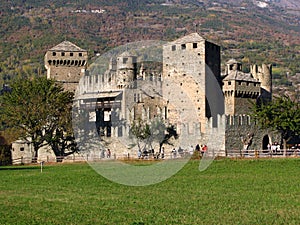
[52,52,56,56]
[172,45,176,51]
[228,81,231,85]
[193,43,198,48]
[61,52,65,56]
[181,44,186,50]
[79,53,83,57]
[70,52,73,56]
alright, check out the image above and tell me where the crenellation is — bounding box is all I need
[225,114,253,126]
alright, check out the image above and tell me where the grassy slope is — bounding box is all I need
[0,158,299,224]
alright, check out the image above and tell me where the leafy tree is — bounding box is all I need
[45,101,78,162]
[0,131,12,165]
[129,118,151,152]
[149,118,178,153]
[0,77,76,161]
[253,95,300,154]
[129,117,178,154]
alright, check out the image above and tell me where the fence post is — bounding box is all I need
[255,150,259,158]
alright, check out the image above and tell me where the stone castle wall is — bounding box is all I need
[225,115,281,153]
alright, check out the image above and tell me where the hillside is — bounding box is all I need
[0,0,299,96]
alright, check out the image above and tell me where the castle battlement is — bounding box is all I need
[225,114,253,127]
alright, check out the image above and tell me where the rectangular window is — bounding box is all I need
[181,44,186,50]
[52,52,56,56]
[61,52,65,56]
[171,45,176,51]
[193,43,198,48]
[123,58,128,64]
[228,81,231,85]
[70,52,73,56]
[79,52,83,57]
[20,147,24,151]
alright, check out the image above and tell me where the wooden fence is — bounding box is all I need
[10,149,300,165]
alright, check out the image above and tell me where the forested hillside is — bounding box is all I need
[0,0,299,96]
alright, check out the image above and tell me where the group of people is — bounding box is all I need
[137,148,161,159]
[100,148,111,159]
[267,142,281,153]
[170,144,208,158]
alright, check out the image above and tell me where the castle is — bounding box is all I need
[11,33,280,162]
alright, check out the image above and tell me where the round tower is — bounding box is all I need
[251,64,272,101]
[116,52,137,88]
[260,64,272,98]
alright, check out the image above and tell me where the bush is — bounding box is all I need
[0,145,11,166]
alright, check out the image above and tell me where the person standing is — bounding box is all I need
[161,147,165,159]
[107,149,111,158]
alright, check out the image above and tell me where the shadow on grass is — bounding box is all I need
[0,165,42,171]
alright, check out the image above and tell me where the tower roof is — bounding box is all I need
[49,41,86,52]
[226,58,241,65]
[170,32,206,44]
[118,51,136,57]
[223,70,258,82]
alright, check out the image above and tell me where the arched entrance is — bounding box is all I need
[262,135,270,151]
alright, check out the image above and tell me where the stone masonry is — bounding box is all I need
[44,41,88,92]
[11,33,278,163]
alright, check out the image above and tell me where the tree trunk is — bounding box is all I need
[283,139,287,157]
[32,145,39,163]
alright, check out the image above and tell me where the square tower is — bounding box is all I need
[163,33,222,132]
[44,41,88,92]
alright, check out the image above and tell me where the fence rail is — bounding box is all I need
[10,148,300,165]
[227,149,300,158]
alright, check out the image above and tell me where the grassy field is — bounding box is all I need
[0,158,299,225]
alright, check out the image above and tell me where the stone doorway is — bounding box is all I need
[262,135,270,150]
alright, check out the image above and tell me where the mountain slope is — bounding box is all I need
[0,0,299,96]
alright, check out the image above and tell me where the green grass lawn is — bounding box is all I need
[0,158,299,225]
